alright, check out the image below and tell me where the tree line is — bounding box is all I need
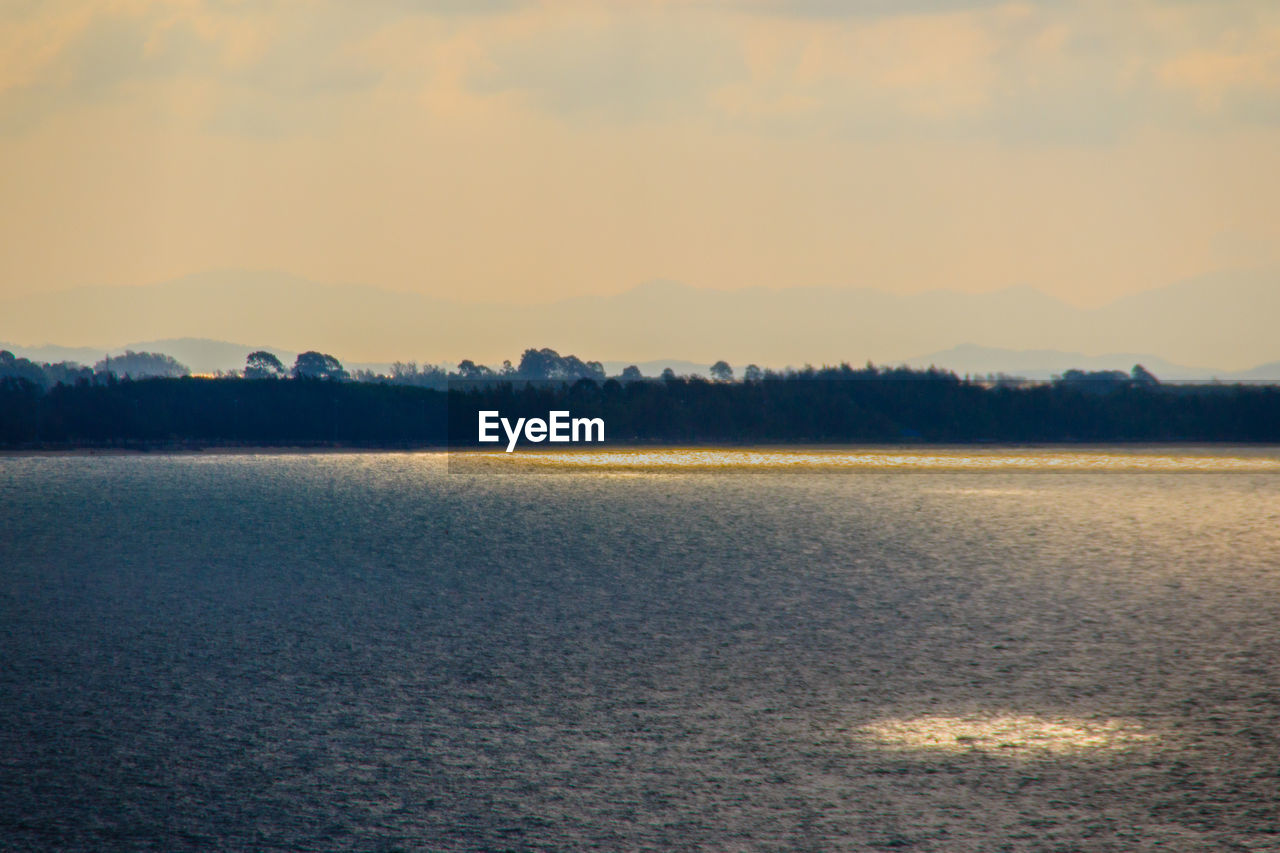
[2,349,1277,447]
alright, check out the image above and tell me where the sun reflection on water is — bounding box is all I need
[463,448,1280,472]
[855,714,1157,757]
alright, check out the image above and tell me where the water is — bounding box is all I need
[2,449,1278,851]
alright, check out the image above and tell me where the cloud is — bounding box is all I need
[2,0,1279,141]
[0,4,368,132]
[1159,32,1280,125]
[0,0,531,135]
[468,10,743,122]
[741,0,1066,17]
[437,1,1280,143]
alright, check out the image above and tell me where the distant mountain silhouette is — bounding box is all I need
[1237,360,1280,381]
[2,268,1276,370]
[600,359,711,378]
[903,345,1221,381]
[0,342,106,365]
[0,338,291,375]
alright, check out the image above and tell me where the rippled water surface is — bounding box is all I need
[2,448,1279,851]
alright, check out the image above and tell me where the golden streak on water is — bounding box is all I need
[856,714,1156,756]
[468,448,1280,471]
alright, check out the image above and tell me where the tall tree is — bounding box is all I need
[95,351,189,379]
[292,351,347,380]
[244,351,286,379]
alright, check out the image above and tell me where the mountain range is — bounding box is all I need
[904,345,1280,382]
[1,269,1276,378]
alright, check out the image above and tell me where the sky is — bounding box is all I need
[1,0,1278,316]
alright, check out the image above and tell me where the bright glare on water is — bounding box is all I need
[464,446,1280,471]
[2,447,1279,850]
[854,714,1157,756]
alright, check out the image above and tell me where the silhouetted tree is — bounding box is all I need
[293,351,347,380]
[710,360,733,381]
[743,364,762,382]
[244,350,286,379]
[620,365,643,382]
[1056,368,1129,394]
[456,359,494,379]
[517,348,606,381]
[517,348,556,379]
[43,361,93,386]
[96,351,189,379]
[0,351,49,386]
[391,361,418,380]
[661,367,676,381]
[385,361,447,388]
[1131,364,1159,386]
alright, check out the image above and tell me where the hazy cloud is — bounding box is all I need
[742,0,1068,17]
[469,13,742,121]
[446,1,1280,142]
[0,1,530,134]
[3,0,1279,138]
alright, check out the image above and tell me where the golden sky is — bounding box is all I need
[2,0,1278,309]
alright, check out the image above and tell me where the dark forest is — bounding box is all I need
[2,360,1277,448]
